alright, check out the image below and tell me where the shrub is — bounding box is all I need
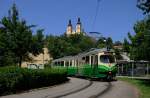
[0,66,68,96]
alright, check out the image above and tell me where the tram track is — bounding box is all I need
[53,79,112,98]
[43,79,93,98]
[88,82,112,98]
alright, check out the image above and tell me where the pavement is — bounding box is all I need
[0,77,139,98]
[61,81,139,98]
[97,81,139,98]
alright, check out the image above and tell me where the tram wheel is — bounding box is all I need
[107,75,112,82]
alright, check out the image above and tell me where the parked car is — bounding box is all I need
[27,63,44,69]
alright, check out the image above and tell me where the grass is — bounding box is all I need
[118,77,150,98]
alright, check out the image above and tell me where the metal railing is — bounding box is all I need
[117,60,150,79]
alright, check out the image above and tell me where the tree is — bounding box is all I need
[123,38,130,53]
[47,36,70,59]
[106,37,113,49]
[114,49,123,60]
[128,1,150,60]
[128,17,150,61]
[0,4,43,67]
[96,37,106,48]
[31,29,44,55]
[137,0,150,14]
[78,35,96,51]
[114,41,122,46]
[47,34,96,59]
[0,27,16,66]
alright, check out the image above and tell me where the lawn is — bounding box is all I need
[118,77,150,98]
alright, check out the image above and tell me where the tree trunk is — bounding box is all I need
[19,56,22,67]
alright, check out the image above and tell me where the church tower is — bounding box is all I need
[65,17,85,37]
[66,19,73,35]
[76,17,82,33]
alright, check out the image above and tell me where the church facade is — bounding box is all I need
[65,17,85,36]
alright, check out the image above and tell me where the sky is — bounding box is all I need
[0,0,144,42]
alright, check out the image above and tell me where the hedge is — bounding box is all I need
[0,66,68,96]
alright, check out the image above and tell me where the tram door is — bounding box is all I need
[91,55,98,76]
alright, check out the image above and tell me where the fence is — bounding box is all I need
[117,60,150,78]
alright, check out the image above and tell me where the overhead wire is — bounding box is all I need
[92,0,102,31]
[90,0,102,39]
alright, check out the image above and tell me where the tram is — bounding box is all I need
[52,48,117,80]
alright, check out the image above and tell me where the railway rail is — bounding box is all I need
[49,80,93,98]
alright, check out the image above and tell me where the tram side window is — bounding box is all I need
[109,55,115,63]
[91,56,93,66]
[85,56,89,64]
[70,62,72,66]
[61,61,64,66]
[94,55,98,65]
[57,62,60,66]
[82,57,85,60]
[90,55,98,65]
[66,62,69,66]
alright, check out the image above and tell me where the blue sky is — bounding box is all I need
[0,0,144,41]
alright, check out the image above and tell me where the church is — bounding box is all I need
[65,17,85,36]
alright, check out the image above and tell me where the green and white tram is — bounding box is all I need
[52,48,117,80]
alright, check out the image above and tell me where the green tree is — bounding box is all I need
[128,17,150,61]
[31,29,44,55]
[0,27,16,66]
[78,35,95,51]
[123,38,130,53]
[49,36,70,59]
[0,4,43,67]
[47,34,95,59]
[114,49,123,60]
[96,37,106,48]
[114,41,122,46]
[137,0,150,14]
[106,37,113,49]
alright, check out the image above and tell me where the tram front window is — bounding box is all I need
[100,55,115,63]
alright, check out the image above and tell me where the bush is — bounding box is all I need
[0,66,68,96]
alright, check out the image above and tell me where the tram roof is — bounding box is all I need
[52,56,75,62]
[52,48,114,62]
[75,48,114,57]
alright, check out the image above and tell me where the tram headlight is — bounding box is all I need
[108,71,112,74]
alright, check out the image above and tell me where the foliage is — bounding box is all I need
[114,49,123,60]
[0,66,68,96]
[127,0,150,61]
[0,4,44,67]
[128,16,150,61]
[114,41,122,46]
[137,0,150,14]
[0,28,16,66]
[96,37,113,49]
[47,34,96,59]
[31,29,44,55]
[123,38,130,53]
[96,37,106,48]
[106,37,113,49]
[46,34,116,59]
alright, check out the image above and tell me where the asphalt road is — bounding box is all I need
[0,77,139,98]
